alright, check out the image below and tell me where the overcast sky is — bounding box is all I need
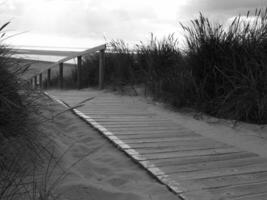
[1,0,267,49]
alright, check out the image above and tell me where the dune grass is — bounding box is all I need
[182,9,267,123]
[45,8,267,124]
[0,23,77,200]
[0,39,52,199]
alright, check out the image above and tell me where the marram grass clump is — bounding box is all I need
[0,23,65,200]
[182,9,267,124]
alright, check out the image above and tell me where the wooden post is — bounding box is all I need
[99,49,105,89]
[34,76,37,88]
[39,73,43,89]
[47,68,51,88]
[77,56,82,89]
[59,63,63,89]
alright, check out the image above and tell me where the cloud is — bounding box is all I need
[181,0,266,13]
[1,0,185,46]
[1,0,267,47]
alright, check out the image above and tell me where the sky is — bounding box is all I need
[0,0,267,49]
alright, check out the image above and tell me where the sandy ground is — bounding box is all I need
[39,94,180,200]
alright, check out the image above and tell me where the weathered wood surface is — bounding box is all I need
[47,68,51,88]
[77,56,82,89]
[59,63,63,89]
[99,49,105,89]
[48,89,267,200]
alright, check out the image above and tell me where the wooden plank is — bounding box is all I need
[93,119,169,122]
[183,182,267,200]
[118,135,206,144]
[169,162,267,181]
[135,144,231,154]
[97,119,172,123]
[83,113,155,116]
[179,171,267,192]
[83,111,151,114]
[111,130,192,136]
[233,192,267,200]
[151,152,257,167]
[97,119,174,123]
[116,137,219,147]
[89,107,143,110]
[158,156,265,174]
[90,116,159,119]
[107,126,185,131]
[103,123,182,128]
[114,132,198,139]
[140,147,241,160]
[11,48,79,56]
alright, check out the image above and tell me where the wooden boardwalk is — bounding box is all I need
[48,89,267,200]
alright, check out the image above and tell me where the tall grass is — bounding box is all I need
[182,9,267,123]
[76,40,138,93]
[106,40,139,92]
[0,23,67,200]
[136,34,194,106]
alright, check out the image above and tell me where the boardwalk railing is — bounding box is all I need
[25,44,106,90]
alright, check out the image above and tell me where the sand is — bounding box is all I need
[39,94,180,200]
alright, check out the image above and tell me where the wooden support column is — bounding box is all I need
[99,49,105,89]
[34,76,37,88]
[39,73,43,89]
[77,56,82,89]
[47,68,51,88]
[59,63,63,89]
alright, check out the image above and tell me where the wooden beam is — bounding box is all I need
[59,63,63,89]
[77,56,82,89]
[99,49,105,89]
[32,44,106,76]
[10,49,79,56]
[59,44,106,63]
[39,73,43,88]
[34,76,37,88]
[47,68,51,88]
